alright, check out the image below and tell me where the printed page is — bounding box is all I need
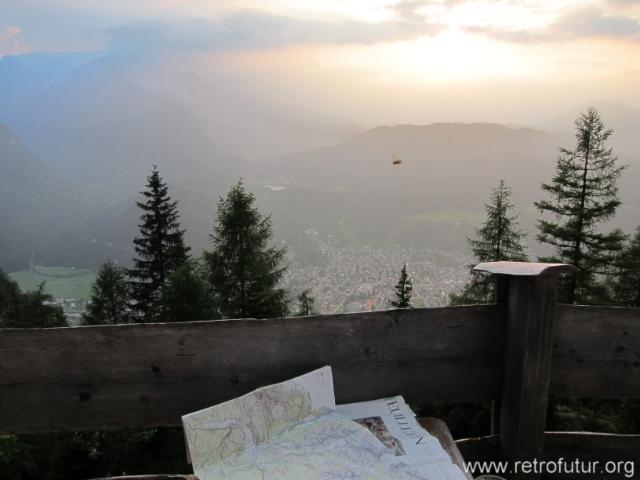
[337,396,467,480]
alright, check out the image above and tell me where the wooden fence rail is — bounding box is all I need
[1,261,640,475]
[551,305,640,398]
[0,305,507,434]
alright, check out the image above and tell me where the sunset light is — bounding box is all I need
[2,1,640,478]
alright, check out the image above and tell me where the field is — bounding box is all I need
[10,266,96,299]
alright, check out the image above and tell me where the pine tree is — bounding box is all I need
[130,166,190,322]
[613,227,640,307]
[535,108,626,304]
[391,263,413,308]
[450,180,527,305]
[205,181,289,319]
[164,261,217,322]
[0,269,66,328]
[297,290,315,316]
[83,261,131,325]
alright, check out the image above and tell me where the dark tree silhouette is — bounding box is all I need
[0,269,65,328]
[536,108,626,304]
[391,263,413,308]
[83,260,131,325]
[130,166,190,322]
[450,180,526,305]
[296,290,315,316]
[205,181,289,319]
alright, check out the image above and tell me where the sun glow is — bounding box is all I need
[328,29,539,85]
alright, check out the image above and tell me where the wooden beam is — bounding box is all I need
[544,431,640,462]
[551,305,640,398]
[0,305,506,434]
[490,262,572,479]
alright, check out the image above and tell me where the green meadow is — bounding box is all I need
[10,266,96,299]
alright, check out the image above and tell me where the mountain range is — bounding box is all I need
[1,49,639,272]
[0,123,97,271]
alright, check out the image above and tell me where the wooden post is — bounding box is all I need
[475,261,577,479]
[490,274,509,435]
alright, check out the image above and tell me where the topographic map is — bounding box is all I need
[183,367,464,480]
[196,410,427,480]
[182,366,336,473]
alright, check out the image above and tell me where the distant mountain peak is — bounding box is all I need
[0,122,25,147]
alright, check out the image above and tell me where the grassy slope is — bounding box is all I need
[9,267,96,299]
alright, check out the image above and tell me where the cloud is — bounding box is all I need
[463,25,552,43]
[0,25,31,55]
[391,1,434,23]
[467,7,640,43]
[107,10,444,55]
[389,0,466,22]
[607,0,640,8]
[555,7,640,38]
[0,25,21,43]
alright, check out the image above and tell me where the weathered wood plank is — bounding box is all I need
[0,305,507,434]
[499,275,558,477]
[544,431,640,461]
[551,305,640,398]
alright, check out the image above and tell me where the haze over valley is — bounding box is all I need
[2,0,640,314]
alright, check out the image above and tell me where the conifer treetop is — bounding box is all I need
[450,179,527,305]
[84,260,131,325]
[206,180,289,319]
[130,165,190,322]
[470,179,527,263]
[391,262,413,308]
[535,108,626,304]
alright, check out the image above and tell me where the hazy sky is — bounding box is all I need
[2,0,640,125]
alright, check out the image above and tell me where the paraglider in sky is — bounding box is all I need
[392,154,403,173]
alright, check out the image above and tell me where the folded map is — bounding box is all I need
[182,366,466,480]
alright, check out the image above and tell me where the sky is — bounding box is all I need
[1,0,640,125]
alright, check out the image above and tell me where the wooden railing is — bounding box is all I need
[1,262,639,477]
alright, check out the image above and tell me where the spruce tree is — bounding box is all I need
[83,261,131,325]
[130,166,190,322]
[205,181,289,319]
[613,227,640,307]
[535,108,626,304]
[391,263,413,308]
[297,290,315,316]
[450,180,527,305]
[164,261,217,322]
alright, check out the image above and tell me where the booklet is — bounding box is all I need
[182,366,466,480]
[338,396,466,480]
